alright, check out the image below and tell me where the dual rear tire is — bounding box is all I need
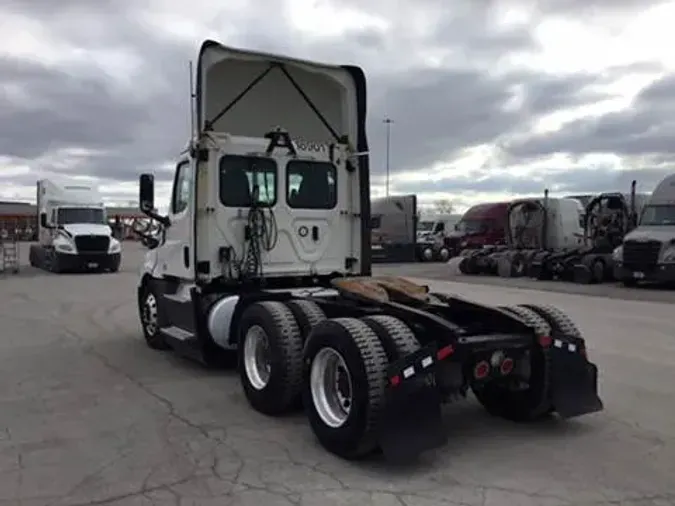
[237,300,420,459]
[471,304,583,421]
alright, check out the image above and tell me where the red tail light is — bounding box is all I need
[538,335,552,348]
[437,345,454,360]
[500,357,514,375]
[474,361,490,379]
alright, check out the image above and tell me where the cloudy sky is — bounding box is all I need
[2,0,675,212]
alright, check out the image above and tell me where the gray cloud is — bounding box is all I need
[392,166,670,205]
[0,0,671,205]
[505,73,675,160]
[371,70,614,176]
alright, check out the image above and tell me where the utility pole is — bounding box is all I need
[383,117,394,197]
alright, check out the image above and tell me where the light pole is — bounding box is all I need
[383,117,394,197]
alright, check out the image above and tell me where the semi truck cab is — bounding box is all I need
[29,179,122,273]
[613,173,675,286]
[451,202,510,253]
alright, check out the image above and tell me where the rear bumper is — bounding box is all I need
[56,252,121,271]
[614,263,675,283]
[378,331,603,460]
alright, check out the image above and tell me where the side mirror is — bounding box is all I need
[454,224,459,231]
[139,173,155,213]
[138,173,170,227]
[40,213,48,228]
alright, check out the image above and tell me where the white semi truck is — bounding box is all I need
[613,173,675,286]
[29,179,122,273]
[416,213,463,261]
[134,39,602,462]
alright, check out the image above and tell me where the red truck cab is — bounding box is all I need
[446,202,510,253]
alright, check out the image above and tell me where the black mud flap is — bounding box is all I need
[548,339,603,419]
[378,380,447,462]
[572,264,593,284]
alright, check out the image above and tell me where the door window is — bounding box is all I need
[287,161,336,209]
[219,155,277,207]
[171,161,192,214]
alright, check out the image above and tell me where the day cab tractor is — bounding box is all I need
[499,192,586,280]
[416,213,462,262]
[613,173,675,287]
[445,202,510,276]
[135,40,603,462]
[572,183,641,284]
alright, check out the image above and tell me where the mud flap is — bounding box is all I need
[378,380,447,462]
[548,340,603,418]
[572,264,593,284]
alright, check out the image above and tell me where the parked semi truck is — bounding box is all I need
[29,179,122,273]
[446,202,510,255]
[613,173,675,286]
[416,213,462,261]
[370,195,417,263]
[135,39,603,462]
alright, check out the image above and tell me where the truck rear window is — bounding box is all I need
[219,155,277,207]
[286,161,336,209]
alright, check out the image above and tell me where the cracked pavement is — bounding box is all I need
[0,244,673,505]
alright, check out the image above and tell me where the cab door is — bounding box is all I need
[273,158,347,275]
[157,160,195,280]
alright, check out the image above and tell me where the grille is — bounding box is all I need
[623,240,661,269]
[75,235,110,253]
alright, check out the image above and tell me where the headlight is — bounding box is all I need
[55,242,74,253]
[612,245,623,262]
[109,239,121,253]
[662,247,675,263]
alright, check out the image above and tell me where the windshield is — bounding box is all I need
[457,218,494,234]
[640,205,675,226]
[418,221,434,232]
[57,208,105,225]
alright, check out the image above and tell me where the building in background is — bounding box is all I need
[0,201,144,241]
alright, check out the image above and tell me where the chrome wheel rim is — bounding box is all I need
[143,293,158,336]
[423,248,433,260]
[243,325,271,390]
[439,248,450,261]
[310,348,353,428]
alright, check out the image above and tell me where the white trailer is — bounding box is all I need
[29,179,122,273]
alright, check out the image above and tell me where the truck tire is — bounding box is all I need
[421,246,433,262]
[498,251,526,278]
[522,304,582,339]
[472,305,553,421]
[238,301,304,416]
[139,284,169,350]
[285,300,326,341]
[303,317,388,459]
[591,259,606,284]
[361,315,420,360]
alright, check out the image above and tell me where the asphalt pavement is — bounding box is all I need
[0,242,673,505]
